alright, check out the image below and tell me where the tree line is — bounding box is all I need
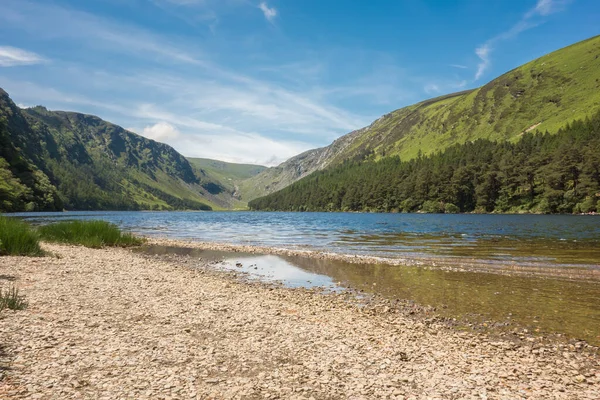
[249,111,600,214]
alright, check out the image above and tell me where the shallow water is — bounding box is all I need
[137,245,337,289]
[10,211,600,267]
[138,245,600,345]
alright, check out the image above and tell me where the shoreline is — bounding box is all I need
[146,237,600,282]
[1,242,598,398]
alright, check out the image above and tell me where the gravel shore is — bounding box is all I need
[1,243,599,399]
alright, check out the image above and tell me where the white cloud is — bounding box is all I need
[259,2,277,22]
[527,0,569,18]
[0,46,46,67]
[424,83,440,95]
[452,80,468,89]
[142,122,181,141]
[0,0,207,68]
[449,64,467,69]
[474,44,491,81]
[173,132,311,166]
[0,0,402,165]
[0,0,370,135]
[533,0,554,15]
[421,79,468,97]
[472,0,569,81]
[0,79,130,115]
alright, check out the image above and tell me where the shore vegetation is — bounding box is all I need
[38,220,143,248]
[0,216,43,256]
[0,286,28,311]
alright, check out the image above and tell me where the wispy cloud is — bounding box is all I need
[0,0,419,165]
[424,83,440,95]
[0,0,208,67]
[0,46,46,67]
[473,0,569,81]
[258,2,277,22]
[421,79,468,96]
[526,0,570,18]
[449,64,468,69]
[474,44,491,81]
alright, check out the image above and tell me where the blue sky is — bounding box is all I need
[0,0,598,165]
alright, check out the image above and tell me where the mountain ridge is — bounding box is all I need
[2,35,599,211]
[0,90,246,212]
[242,35,600,201]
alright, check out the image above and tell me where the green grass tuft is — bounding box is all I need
[0,216,43,256]
[0,286,28,311]
[38,220,143,248]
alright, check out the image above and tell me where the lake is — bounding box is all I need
[11,211,600,267]
[9,210,600,344]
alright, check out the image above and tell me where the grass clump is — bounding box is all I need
[0,216,43,256]
[38,220,143,248]
[0,286,28,311]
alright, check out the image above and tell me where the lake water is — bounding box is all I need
[10,210,600,344]
[11,211,600,266]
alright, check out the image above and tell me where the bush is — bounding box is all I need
[38,220,143,248]
[0,286,28,311]
[421,200,444,213]
[0,216,43,256]
[574,197,597,213]
[400,198,418,212]
[444,203,460,214]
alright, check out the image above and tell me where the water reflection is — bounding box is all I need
[137,246,336,289]
[138,245,600,345]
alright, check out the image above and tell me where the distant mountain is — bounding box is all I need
[187,158,266,209]
[250,110,600,213]
[244,35,600,201]
[0,89,234,212]
[236,132,364,201]
[188,158,267,181]
[3,35,599,212]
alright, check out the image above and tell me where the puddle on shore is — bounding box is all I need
[136,245,600,345]
[136,246,337,289]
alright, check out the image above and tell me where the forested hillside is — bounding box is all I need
[243,35,600,201]
[250,111,600,214]
[0,90,63,212]
[0,88,221,212]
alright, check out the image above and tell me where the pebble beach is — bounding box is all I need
[1,241,599,399]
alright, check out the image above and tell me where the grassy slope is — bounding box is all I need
[0,97,222,211]
[340,35,600,162]
[187,158,267,184]
[188,158,267,208]
[242,36,600,202]
[44,110,218,210]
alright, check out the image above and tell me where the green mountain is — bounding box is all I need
[3,36,599,212]
[0,91,61,212]
[249,110,600,213]
[187,158,267,209]
[0,88,237,212]
[244,35,600,201]
[187,158,267,182]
